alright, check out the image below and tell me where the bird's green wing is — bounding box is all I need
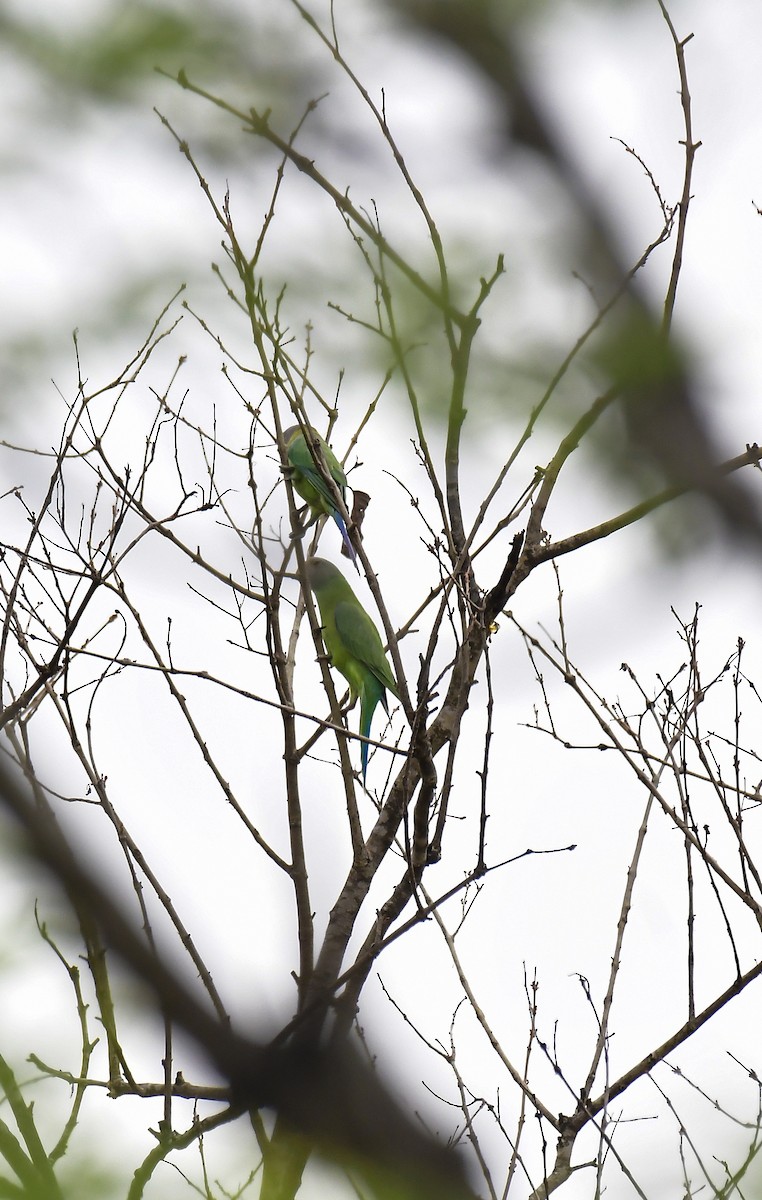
[334,600,399,698]
[288,432,347,509]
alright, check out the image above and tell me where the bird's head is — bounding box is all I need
[282,423,319,445]
[305,557,341,590]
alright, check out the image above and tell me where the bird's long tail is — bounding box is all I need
[360,682,388,781]
[332,510,358,569]
[359,691,372,782]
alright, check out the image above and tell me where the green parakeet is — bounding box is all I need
[283,425,356,564]
[305,556,400,780]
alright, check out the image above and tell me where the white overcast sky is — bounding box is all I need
[1,2,762,1198]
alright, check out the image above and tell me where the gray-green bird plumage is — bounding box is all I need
[305,556,399,779]
[283,425,356,564]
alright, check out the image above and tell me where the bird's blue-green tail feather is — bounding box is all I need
[360,693,371,781]
[360,676,387,781]
[332,509,358,568]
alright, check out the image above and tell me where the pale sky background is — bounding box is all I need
[1,2,762,1198]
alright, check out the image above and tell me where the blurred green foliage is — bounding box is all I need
[0,0,312,107]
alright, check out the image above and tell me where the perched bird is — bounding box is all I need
[283,425,356,564]
[305,557,400,780]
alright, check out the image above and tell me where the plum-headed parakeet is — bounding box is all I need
[305,556,400,780]
[283,425,356,564]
